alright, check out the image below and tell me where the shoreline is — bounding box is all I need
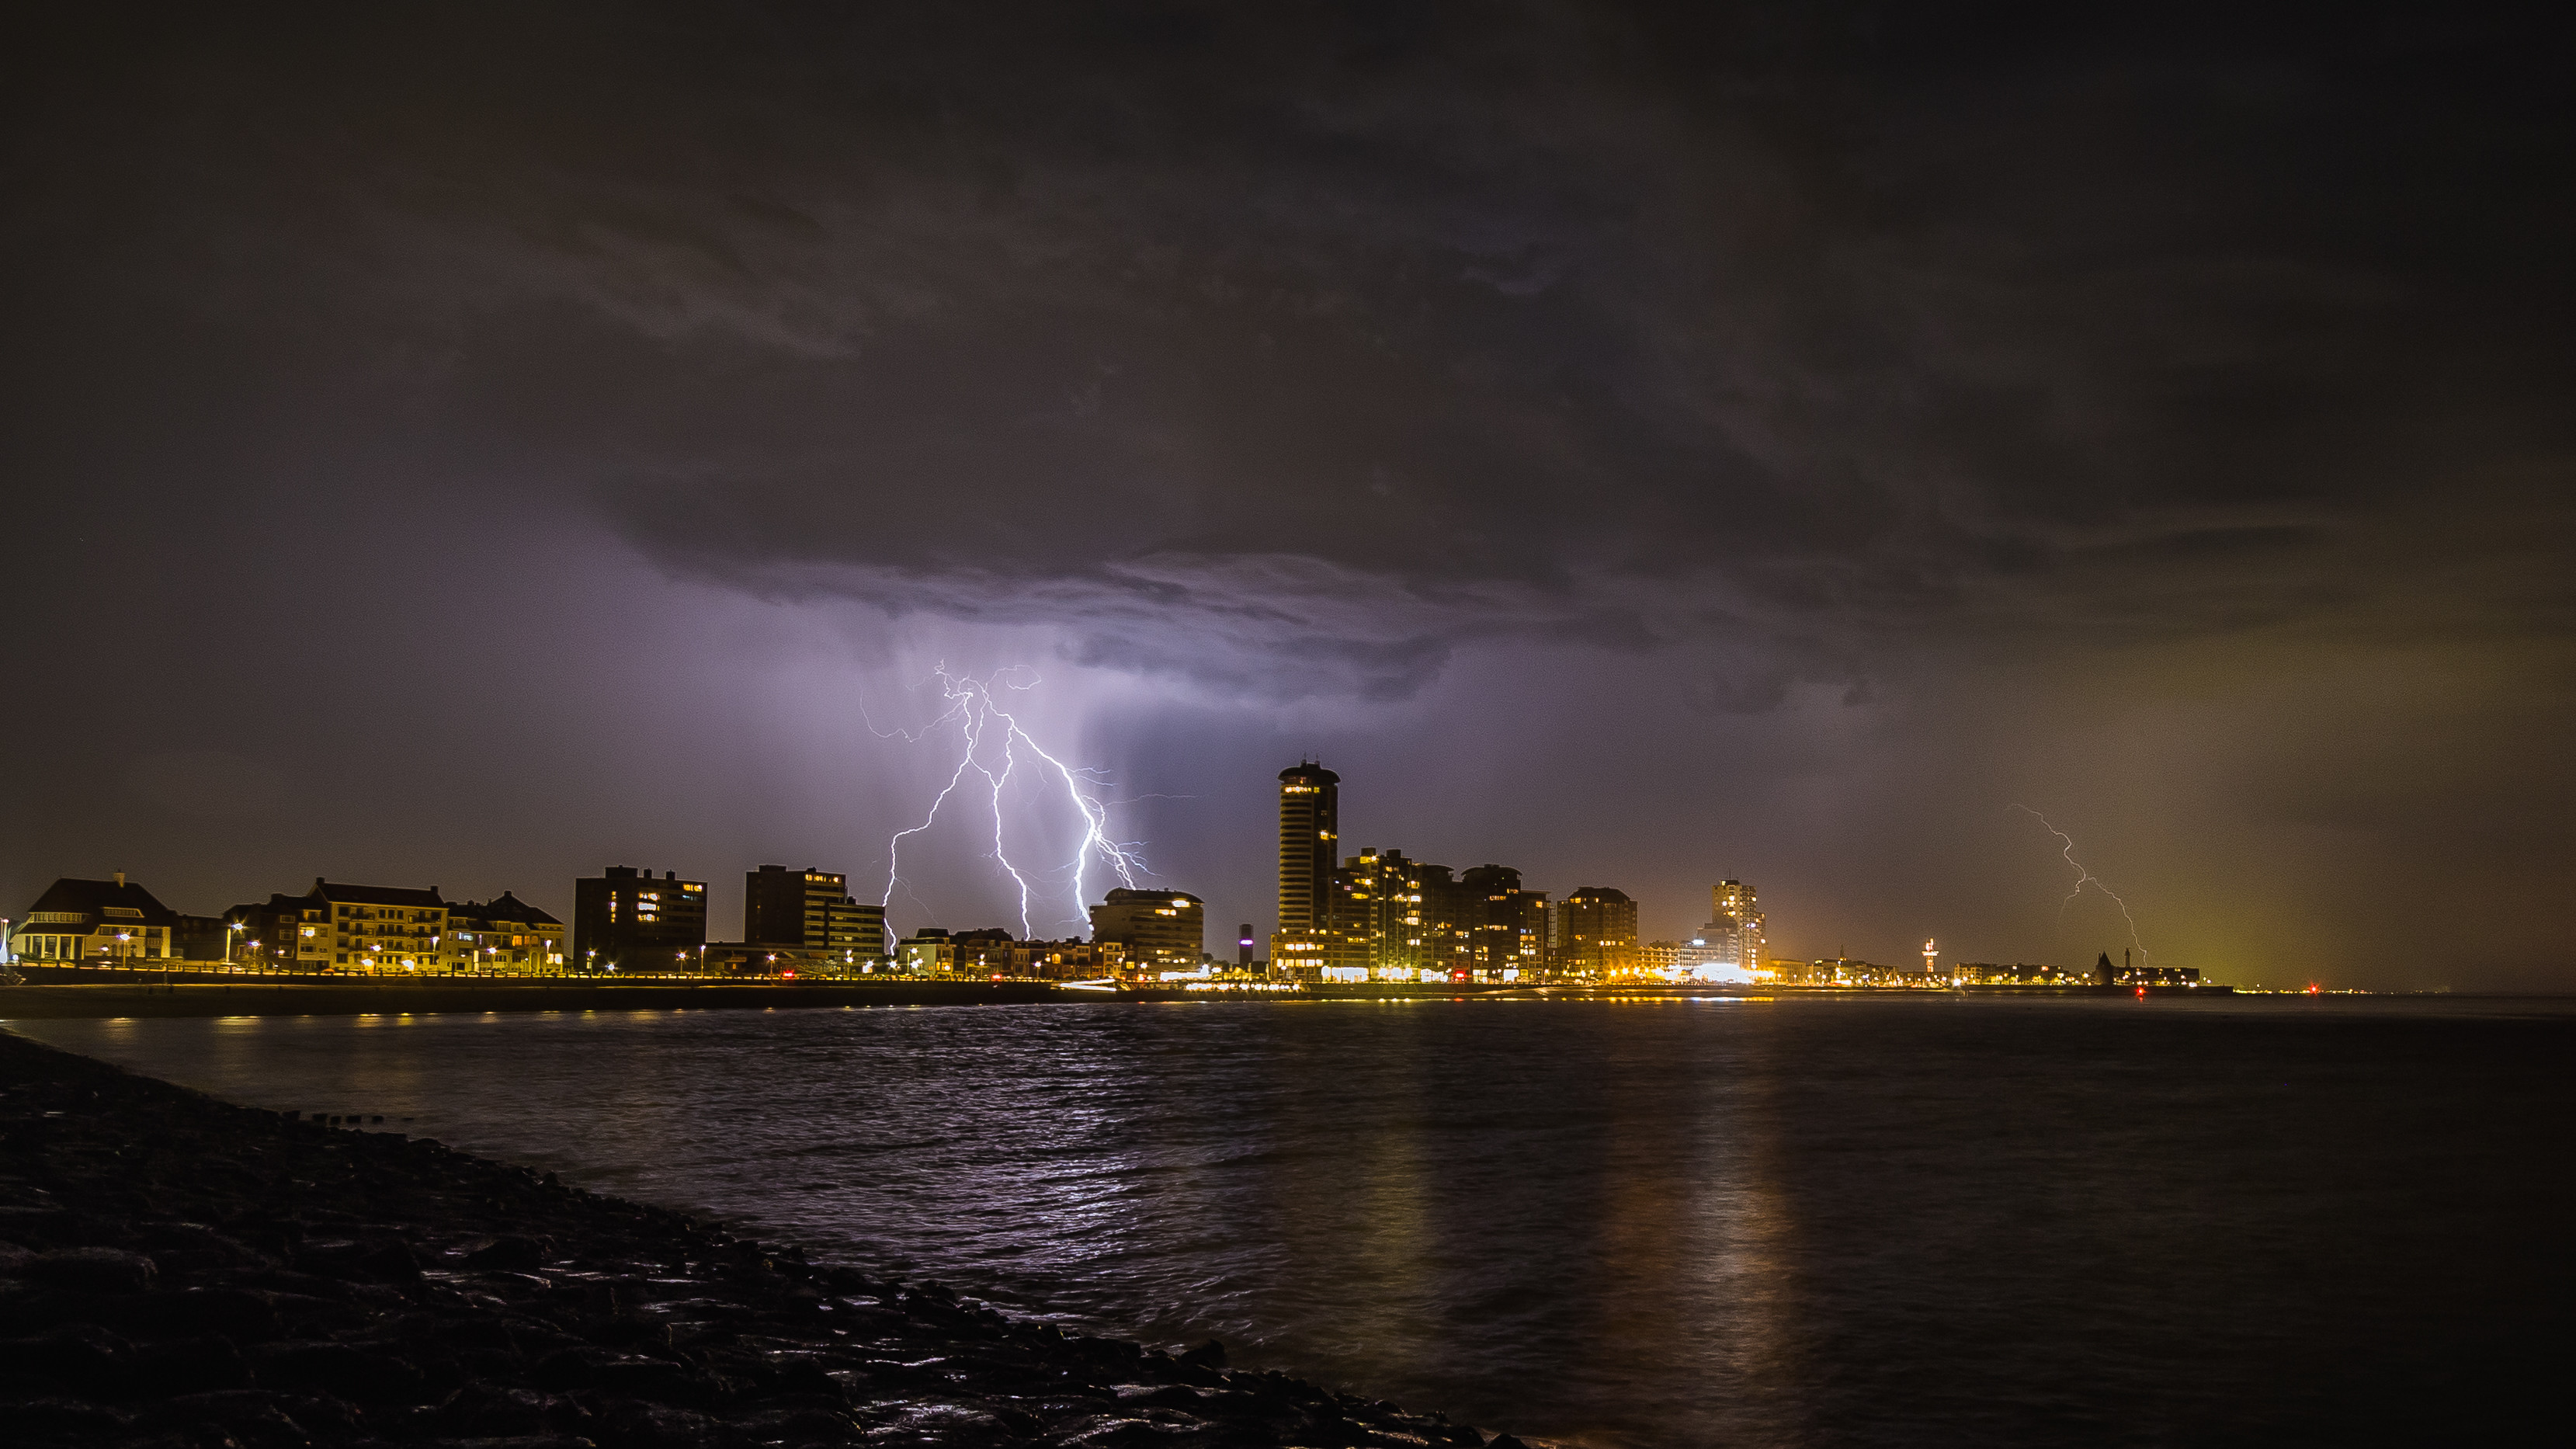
[0,1028,1525,1448]
[2,975,2240,1020]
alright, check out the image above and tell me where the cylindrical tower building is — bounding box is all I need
[1273,762,1339,976]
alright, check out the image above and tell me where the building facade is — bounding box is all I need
[306,880,447,971]
[744,864,887,957]
[571,867,708,972]
[11,875,179,963]
[897,927,956,975]
[1090,888,1205,974]
[1272,762,1339,976]
[1550,886,1640,978]
[1710,880,1765,969]
[1457,864,1547,980]
[449,892,566,973]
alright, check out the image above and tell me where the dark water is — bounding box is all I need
[16,996,2574,1447]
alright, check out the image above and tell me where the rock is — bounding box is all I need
[23,1246,158,1293]
[154,1287,286,1340]
[151,1390,319,1449]
[4,1395,137,1446]
[252,1341,431,1405]
[1178,1338,1227,1368]
[130,1336,259,1398]
[464,1236,552,1272]
[0,1326,130,1399]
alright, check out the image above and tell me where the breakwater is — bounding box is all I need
[0,1029,1520,1448]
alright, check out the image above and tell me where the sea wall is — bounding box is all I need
[0,1030,1521,1448]
[0,980,1069,1019]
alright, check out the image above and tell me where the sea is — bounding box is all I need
[16,994,2574,1447]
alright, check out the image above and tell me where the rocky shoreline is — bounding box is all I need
[0,1030,1525,1448]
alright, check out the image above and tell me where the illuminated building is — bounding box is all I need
[1458,864,1547,979]
[310,879,446,971]
[898,927,956,975]
[10,874,178,963]
[1551,887,1640,978]
[1272,761,1339,977]
[1237,923,1256,969]
[1090,888,1206,973]
[447,893,565,973]
[745,864,887,958]
[1328,847,1440,980]
[572,866,707,972]
[224,893,331,969]
[1640,940,1689,974]
[1712,880,1765,965]
[1957,961,2083,985]
[954,935,1128,979]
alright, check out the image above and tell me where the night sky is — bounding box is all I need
[6,4,2570,989]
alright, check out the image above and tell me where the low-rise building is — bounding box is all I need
[11,875,179,963]
[897,927,956,975]
[449,892,566,973]
[302,880,449,971]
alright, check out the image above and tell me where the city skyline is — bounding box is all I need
[2,749,2185,985]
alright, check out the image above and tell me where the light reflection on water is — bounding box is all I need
[18,996,2576,1447]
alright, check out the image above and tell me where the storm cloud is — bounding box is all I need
[5,3,2570,985]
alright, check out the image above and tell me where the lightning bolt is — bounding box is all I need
[875,665,1149,936]
[2010,804,2149,960]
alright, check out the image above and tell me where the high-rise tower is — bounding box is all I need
[1272,761,1339,977]
[1711,879,1765,970]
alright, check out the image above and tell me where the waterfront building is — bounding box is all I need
[1804,956,1904,985]
[1712,879,1765,965]
[286,880,450,971]
[1090,889,1205,974]
[174,913,238,962]
[571,867,708,972]
[1411,863,1478,978]
[745,864,887,957]
[897,927,956,975]
[1458,864,1547,980]
[224,892,333,970]
[449,892,566,974]
[969,935,1130,979]
[10,874,179,963]
[700,942,842,975]
[1326,847,1437,981]
[1272,761,1339,977]
[1551,887,1640,978]
[1640,940,1690,975]
[1958,961,2081,985]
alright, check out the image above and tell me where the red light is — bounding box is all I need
[782,968,795,978]
[2136,986,2146,999]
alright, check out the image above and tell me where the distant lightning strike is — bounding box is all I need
[2010,804,2150,961]
[875,666,1148,936]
